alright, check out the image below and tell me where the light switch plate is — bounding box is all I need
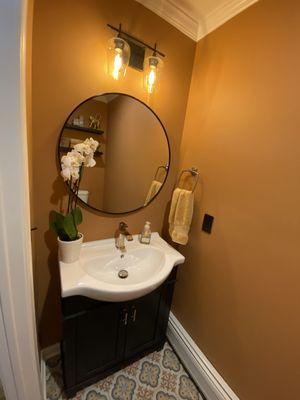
[202,214,214,234]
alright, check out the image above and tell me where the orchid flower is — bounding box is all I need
[61,137,99,182]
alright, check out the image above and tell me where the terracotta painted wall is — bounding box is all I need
[31,0,195,347]
[172,1,300,399]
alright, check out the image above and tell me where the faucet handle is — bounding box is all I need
[119,221,128,231]
[126,234,133,241]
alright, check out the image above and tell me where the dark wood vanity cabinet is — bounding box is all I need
[61,266,177,397]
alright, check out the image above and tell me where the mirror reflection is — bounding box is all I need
[59,93,170,214]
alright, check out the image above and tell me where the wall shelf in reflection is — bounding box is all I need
[65,123,104,135]
[59,146,103,157]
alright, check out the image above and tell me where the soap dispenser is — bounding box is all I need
[140,221,151,244]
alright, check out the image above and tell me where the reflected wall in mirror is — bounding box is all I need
[58,93,170,214]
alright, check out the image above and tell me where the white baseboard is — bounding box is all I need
[167,312,239,400]
[41,343,60,400]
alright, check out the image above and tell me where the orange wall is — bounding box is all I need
[31,0,195,346]
[172,1,300,399]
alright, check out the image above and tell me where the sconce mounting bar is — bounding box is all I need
[107,23,166,58]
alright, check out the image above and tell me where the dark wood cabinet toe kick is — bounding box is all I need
[61,266,178,397]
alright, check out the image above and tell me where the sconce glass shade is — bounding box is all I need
[107,37,130,80]
[144,55,163,94]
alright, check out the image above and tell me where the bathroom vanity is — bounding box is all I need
[59,234,184,397]
[61,268,177,397]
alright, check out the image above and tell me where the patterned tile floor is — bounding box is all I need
[46,341,205,400]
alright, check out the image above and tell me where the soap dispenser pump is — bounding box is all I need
[140,221,151,244]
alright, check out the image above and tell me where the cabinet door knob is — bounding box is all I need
[131,307,137,322]
[122,309,128,326]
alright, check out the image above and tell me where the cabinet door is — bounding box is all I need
[124,290,161,359]
[74,302,126,383]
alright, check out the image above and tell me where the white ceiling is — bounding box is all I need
[135,0,258,41]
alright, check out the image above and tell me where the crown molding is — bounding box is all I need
[135,0,199,41]
[135,0,258,42]
[198,0,258,40]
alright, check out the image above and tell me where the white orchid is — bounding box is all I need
[86,137,99,152]
[74,142,93,157]
[52,139,99,242]
[73,137,99,165]
[85,156,96,168]
[61,137,99,182]
[61,151,84,182]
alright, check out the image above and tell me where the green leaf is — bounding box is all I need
[71,207,82,226]
[50,218,67,241]
[50,220,59,235]
[50,211,64,234]
[49,211,69,240]
[49,209,82,241]
[50,210,64,227]
[63,213,77,241]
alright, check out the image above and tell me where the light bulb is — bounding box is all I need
[147,66,157,93]
[113,48,123,80]
[107,37,130,80]
[144,55,163,94]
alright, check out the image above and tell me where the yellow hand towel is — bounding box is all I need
[169,188,194,245]
[144,180,162,206]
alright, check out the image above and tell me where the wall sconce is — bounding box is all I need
[107,24,165,93]
[107,35,130,80]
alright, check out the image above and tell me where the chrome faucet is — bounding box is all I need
[115,222,133,252]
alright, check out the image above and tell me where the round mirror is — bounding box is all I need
[58,93,170,214]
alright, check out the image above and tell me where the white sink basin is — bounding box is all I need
[59,232,185,301]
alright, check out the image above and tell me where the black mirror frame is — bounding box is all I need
[57,92,171,215]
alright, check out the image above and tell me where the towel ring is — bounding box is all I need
[176,167,199,193]
[154,165,169,182]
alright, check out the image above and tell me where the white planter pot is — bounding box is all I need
[58,233,83,263]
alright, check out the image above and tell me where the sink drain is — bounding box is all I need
[118,269,128,279]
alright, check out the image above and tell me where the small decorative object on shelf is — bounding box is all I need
[89,114,102,131]
[50,137,99,263]
[72,115,84,127]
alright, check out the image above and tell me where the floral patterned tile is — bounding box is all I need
[46,342,205,400]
